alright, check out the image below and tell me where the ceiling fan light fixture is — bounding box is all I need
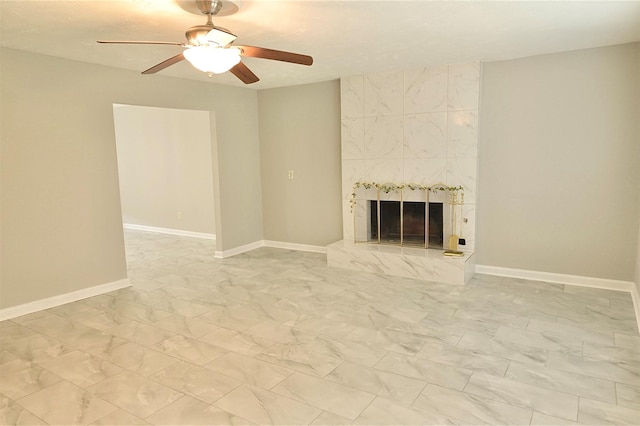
[183,46,241,73]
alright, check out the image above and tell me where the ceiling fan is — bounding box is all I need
[97,0,313,84]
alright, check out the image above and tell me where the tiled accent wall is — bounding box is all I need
[340,63,480,250]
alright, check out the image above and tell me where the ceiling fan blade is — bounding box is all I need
[97,40,183,46]
[236,45,313,66]
[142,53,186,74]
[229,61,260,84]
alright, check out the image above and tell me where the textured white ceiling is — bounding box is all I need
[1,0,639,90]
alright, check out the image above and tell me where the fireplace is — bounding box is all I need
[333,181,474,284]
[369,200,444,249]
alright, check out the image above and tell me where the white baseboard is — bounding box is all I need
[214,240,327,258]
[0,278,131,321]
[123,223,216,240]
[214,241,264,259]
[475,264,633,292]
[632,283,640,334]
[264,240,327,254]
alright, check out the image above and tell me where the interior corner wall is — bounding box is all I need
[0,47,261,309]
[477,43,640,281]
[636,217,640,292]
[113,105,215,234]
[258,80,343,246]
[635,42,640,295]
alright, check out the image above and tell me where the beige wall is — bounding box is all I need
[0,47,261,309]
[113,104,216,234]
[258,81,343,246]
[477,43,640,281]
[3,42,638,310]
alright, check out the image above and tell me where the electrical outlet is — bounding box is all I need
[288,170,294,179]
[178,211,182,220]
[458,238,466,245]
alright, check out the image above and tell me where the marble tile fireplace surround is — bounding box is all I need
[327,63,480,285]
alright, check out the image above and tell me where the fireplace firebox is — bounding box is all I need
[369,201,444,248]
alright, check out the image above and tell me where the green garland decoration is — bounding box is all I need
[349,181,464,212]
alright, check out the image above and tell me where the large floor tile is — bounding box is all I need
[578,398,640,425]
[150,335,226,366]
[374,352,472,391]
[90,409,149,425]
[415,339,509,376]
[615,383,640,410]
[97,341,179,376]
[244,320,316,345]
[0,394,47,425]
[65,307,132,331]
[463,371,578,421]
[200,326,277,356]
[414,384,533,425]
[344,326,426,356]
[214,385,322,425]
[0,359,62,400]
[326,361,427,405]
[504,361,616,404]
[310,410,353,425]
[614,333,640,352]
[272,372,375,420]
[527,318,614,346]
[18,381,118,425]
[87,371,183,418]
[152,314,215,339]
[257,342,343,377]
[530,411,578,425]
[456,330,548,366]
[293,316,357,339]
[0,321,39,342]
[2,332,71,364]
[106,320,176,346]
[493,325,583,355]
[546,351,640,386]
[150,361,241,403]
[205,352,294,389]
[305,334,388,367]
[37,350,122,387]
[145,395,251,425]
[355,396,456,425]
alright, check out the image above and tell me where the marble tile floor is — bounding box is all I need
[1,230,639,425]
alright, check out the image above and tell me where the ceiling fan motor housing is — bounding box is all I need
[186,25,214,45]
[197,0,223,15]
[186,25,236,47]
[175,0,241,17]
